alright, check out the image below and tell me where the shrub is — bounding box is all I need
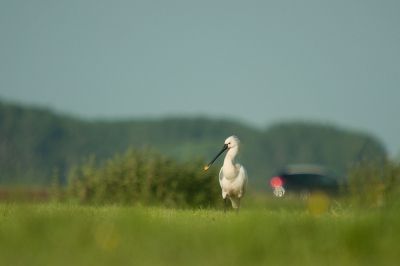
[65,147,221,208]
[346,158,400,208]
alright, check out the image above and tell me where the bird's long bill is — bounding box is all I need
[204,144,228,171]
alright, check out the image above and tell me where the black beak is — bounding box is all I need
[204,144,228,171]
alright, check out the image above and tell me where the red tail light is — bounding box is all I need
[270,177,283,188]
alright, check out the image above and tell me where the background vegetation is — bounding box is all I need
[55,150,397,209]
[0,99,386,190]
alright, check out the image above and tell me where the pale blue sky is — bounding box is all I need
[1,1,399,156]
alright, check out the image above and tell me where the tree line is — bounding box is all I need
[0,99,387,190]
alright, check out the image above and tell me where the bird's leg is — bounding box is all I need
[236,198,240,215]
[224,198,227,214]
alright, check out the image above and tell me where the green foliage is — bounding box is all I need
[346,158,400,208]
[66,147,221,208]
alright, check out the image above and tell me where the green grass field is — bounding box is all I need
[0,196,399,266]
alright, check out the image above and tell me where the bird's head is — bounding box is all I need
[225,135,242,155]
[204,135,242,171]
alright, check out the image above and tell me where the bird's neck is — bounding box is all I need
[223,150,238,180]
[225,148,237,163]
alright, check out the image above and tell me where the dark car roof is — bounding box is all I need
[280,164,327,175]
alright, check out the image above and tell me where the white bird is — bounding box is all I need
[204,136,248,213]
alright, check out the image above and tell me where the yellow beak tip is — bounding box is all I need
[204,165,210,171]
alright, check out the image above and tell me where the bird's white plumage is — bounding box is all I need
[218,136,248,209]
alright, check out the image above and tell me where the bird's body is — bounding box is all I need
[204,136,248,213]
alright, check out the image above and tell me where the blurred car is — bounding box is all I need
[269,164,340,198]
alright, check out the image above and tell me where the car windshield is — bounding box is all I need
[281,174,328,186]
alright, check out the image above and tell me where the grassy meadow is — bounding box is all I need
[1,195,399,266]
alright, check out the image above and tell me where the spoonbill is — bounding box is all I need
[204,136,248,213]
